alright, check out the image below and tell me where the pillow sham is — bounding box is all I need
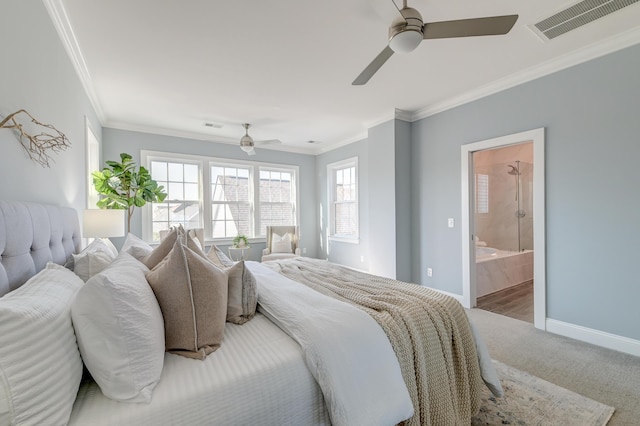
[71,252,165,403]
[142,226,179,269]
[146,239,228,360]
[225,261,258,324]
[271,232,293,254]
[0,263,84,426]
[120,232,153,261]
[72,238,117,281]
[207,244,235,268]
[101,237,119,257]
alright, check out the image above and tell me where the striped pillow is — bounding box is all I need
[0,263,84,426]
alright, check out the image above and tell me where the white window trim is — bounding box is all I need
[141,150,299,243]
[257,165,298,237]
[328,157,359,243]
[141,151,204,243]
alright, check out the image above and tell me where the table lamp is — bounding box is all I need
[83,209,126,239]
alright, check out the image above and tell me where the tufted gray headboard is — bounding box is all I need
[0,201,81,297]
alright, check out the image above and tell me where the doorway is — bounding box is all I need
[473,143,534,322]
[461,128,546,330]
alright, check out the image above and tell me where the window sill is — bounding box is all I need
[328,236,360,245]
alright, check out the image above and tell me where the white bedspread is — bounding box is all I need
[247,261,414,426]
[69,313,330,426]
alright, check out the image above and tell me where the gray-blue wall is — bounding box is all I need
[316,138,370,270]
[0,1,101,213]
[102,128,318,260]
[316,119,413,280]
[411,44,640,340]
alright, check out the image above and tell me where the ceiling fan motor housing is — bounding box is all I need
[388,7,423,53]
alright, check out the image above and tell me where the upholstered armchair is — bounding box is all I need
[261,226,301,262]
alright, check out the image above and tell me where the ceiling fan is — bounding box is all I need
[239,123,281,156]
[353,0,518,85]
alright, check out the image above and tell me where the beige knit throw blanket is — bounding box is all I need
[264,258,484,426]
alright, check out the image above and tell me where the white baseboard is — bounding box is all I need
[546,318,640,358]
[426,287,464,305]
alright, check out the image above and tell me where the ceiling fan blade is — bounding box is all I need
[352,45,394,86]
[423,15,518,39]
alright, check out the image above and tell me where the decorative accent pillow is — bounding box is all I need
[225,261,258,324]
[0,263,84,426]
[71,252,165,403]
[120,232,153,261]
[146,239,228,360]
[207,244,235,268]
[143,226,179,269]
[72,238,117,281]
[271,232,293,253]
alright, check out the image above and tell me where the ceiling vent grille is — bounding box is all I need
[533,0,639,40]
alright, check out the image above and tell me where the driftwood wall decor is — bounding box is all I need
[0,109,71,167]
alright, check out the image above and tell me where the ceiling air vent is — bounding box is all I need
[532,0,639,40]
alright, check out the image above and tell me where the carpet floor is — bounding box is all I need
[468,308,640,425]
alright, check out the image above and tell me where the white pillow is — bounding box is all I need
[271,233,293,254]
[71,252,165,403]
[101,238,119,257]
[120,232,153,261]
[0,263,84,426]
[72,238,117,281]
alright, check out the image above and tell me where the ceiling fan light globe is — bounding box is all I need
[240,145,254,153]
[389,29,422,53]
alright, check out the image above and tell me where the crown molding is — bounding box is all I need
[313,131,368,155]
[43,0,106,123]
[105,121,317,155]
[411,27,640,122]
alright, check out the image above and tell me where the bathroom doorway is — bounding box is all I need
[461,128,546,330]
[473,143,534,323]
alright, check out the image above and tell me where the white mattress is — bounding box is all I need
[69,313,330,426]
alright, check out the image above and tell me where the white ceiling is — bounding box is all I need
[52,0,640,154]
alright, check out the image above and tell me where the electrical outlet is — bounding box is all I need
[427,268,433,277]
[448,218,455,228]
[302,247,307,254]
[360,255,365,263]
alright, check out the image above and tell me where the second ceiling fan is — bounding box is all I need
[353,0,518,85]
[239,123,281,156]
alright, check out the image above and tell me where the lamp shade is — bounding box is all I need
[83,209,126,238]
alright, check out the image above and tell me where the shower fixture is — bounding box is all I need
[509,160,524,251]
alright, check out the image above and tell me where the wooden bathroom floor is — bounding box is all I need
[476,281,533,323]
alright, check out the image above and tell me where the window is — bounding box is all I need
[211,165,251,238]
[259,168,295,236]
[328,157,358,240]
[150,160,201,241]
[142,151,298,242]
[475,173,489,214]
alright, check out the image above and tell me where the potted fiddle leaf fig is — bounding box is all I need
[92,152,167,232]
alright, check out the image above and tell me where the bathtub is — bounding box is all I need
[475,247,533,298]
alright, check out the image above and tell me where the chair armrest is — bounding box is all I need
[294,247,301,256]
[263,248,271,255]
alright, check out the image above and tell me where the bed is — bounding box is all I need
[0,200,501,426]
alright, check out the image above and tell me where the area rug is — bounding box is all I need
[472,361,615,425]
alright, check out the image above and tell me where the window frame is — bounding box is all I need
[258,166,297,237]
[328,157,359,243]
[141,150,299,243]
